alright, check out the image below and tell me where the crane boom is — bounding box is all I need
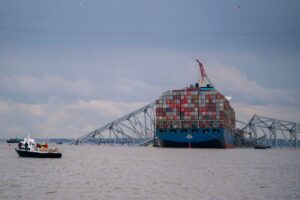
[196,59,206,79]
[196,59,214,88]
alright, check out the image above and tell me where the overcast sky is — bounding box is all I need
[0,0,299,139]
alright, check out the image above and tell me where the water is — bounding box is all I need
[1,144,299,200]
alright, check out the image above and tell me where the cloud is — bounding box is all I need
[201,61,300,122]
[0,74,161,103]
[0,74,94,102]
[232,102,300,123]
[0,99,147,138]
[207,62,299,105]
[0,47,299,139]
[113,78,161,101]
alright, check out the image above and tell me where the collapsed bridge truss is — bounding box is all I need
[236,115,300,148]
[72,103,300,148]
[71,103,155,145]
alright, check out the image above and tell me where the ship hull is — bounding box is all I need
[155,128,235,148]
[7,139,22,143]
[15,149,62,158]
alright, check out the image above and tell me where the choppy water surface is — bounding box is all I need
[0,144,299,200]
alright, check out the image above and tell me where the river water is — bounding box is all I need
[0,144,299,200]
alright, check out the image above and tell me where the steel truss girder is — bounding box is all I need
[70,103,155,145]
[238,115,300,148]
[71,103,299,148]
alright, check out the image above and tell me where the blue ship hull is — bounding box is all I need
[155,128,235,148]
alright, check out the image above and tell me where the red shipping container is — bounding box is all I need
[181,99,188,104]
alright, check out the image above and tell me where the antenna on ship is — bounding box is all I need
[196,59,214,88]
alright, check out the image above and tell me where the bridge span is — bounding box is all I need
[71,103,300,148]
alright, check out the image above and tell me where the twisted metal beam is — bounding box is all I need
[237,115,300,148]
[71,102,299,148]
[70,102,155,145]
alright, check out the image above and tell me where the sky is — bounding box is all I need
[0,0,300,139]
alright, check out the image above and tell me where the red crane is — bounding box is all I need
[196,59,214,88]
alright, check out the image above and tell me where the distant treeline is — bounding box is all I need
[0,138,74,144]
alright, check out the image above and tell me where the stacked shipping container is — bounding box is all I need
[155,86,235,131]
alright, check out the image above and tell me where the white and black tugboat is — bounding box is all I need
[15,136,62,158]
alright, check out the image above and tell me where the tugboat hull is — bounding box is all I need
[15,149,62,158]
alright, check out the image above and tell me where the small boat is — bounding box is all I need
[7,137,23,143]
[15,136,62,158]
[254,144,271,149]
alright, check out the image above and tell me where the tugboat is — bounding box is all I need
[15,136,62,158]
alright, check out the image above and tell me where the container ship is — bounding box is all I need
[155,60,236,148]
